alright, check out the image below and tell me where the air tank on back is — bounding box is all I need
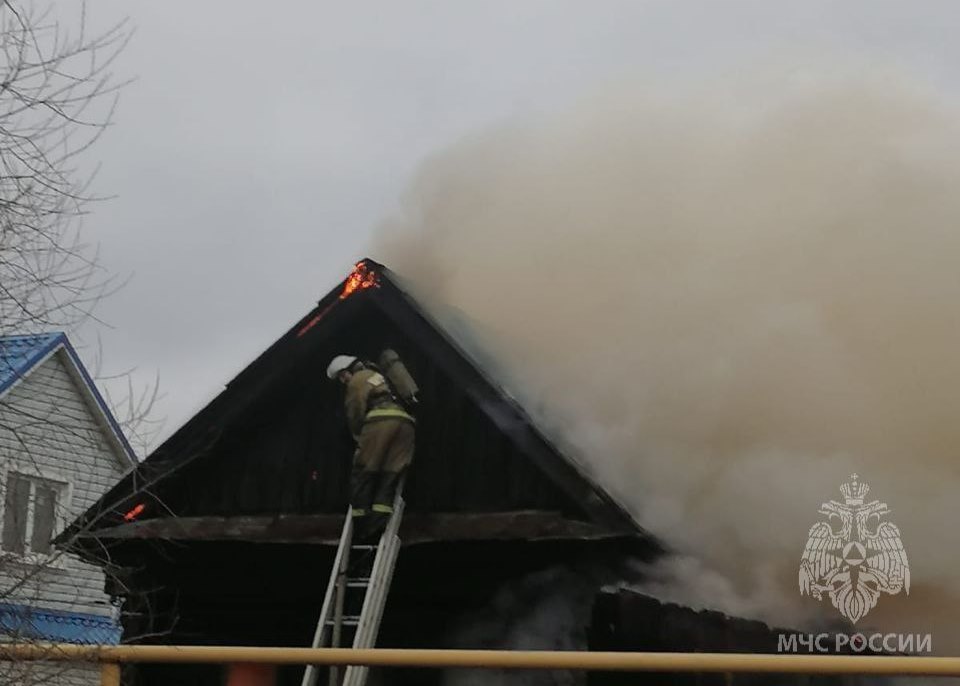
[379,348,419,408]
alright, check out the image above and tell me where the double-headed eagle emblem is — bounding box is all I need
[799,474,910,624]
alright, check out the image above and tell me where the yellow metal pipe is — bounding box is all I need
[1,645,959,676]
[100,663,121,686]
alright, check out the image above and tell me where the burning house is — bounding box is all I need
[62,259,651,684]
[64,260,863,685]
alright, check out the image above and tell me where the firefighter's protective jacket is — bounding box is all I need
[344,368,414,439]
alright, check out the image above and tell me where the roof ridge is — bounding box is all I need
[0,331,64,342]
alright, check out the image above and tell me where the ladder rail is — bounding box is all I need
[353,500,403,647]
[342,535,400,686]
[301,507,354,686]
[305,475,408,686]
[342,483,406,686]
[328,557,349,686]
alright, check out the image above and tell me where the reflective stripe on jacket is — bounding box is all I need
[344,368,414,437]
[365,407,415,424]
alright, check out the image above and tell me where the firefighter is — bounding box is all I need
[326,354,415,539]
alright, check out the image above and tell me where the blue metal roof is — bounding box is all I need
[0,602,121,644]
[0,332,137,464]
[0,332,64,396]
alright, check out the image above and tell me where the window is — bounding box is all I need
[2,473,66,557]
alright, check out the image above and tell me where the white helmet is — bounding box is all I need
[326,354,358,380]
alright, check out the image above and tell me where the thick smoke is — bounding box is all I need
[373,72,960,648]
[441,567,601,686]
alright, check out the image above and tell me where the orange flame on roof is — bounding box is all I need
[124,503,145,522]
[296,261,380,337]
[339,261,379,300]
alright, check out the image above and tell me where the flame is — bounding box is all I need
[339,261,379,300]
[297,261,380,337]
[124,503,145,522]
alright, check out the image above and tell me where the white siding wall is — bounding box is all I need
[0,350,130,684]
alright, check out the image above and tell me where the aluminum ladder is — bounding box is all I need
[301,482,405,686]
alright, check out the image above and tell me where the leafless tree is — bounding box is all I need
[0,0,131,332]
[0,3,155,683]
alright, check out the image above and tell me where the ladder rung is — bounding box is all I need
[327,616,360,626]
[346,579,370,588]
[351,544,377,550]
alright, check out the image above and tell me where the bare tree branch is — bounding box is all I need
[0,0,133,333]
[0,3,165,682]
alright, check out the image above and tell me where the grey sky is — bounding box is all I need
[76,1,959,447]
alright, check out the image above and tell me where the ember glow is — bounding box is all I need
[124,503,145,522]
[297,261,380,337]
[339,261,379,300]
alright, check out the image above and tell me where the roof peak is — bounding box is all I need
[0,330,137,466]
[0,332,65,394]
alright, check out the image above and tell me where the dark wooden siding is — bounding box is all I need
[114,537,647,686]
[146,298,577,518]
[589,590,879,686]
[68,262,636,536]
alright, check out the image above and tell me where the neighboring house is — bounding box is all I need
[0,333,136,684]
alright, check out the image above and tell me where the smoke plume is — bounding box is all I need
[373,70,960,649]
[441,566,601,686]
